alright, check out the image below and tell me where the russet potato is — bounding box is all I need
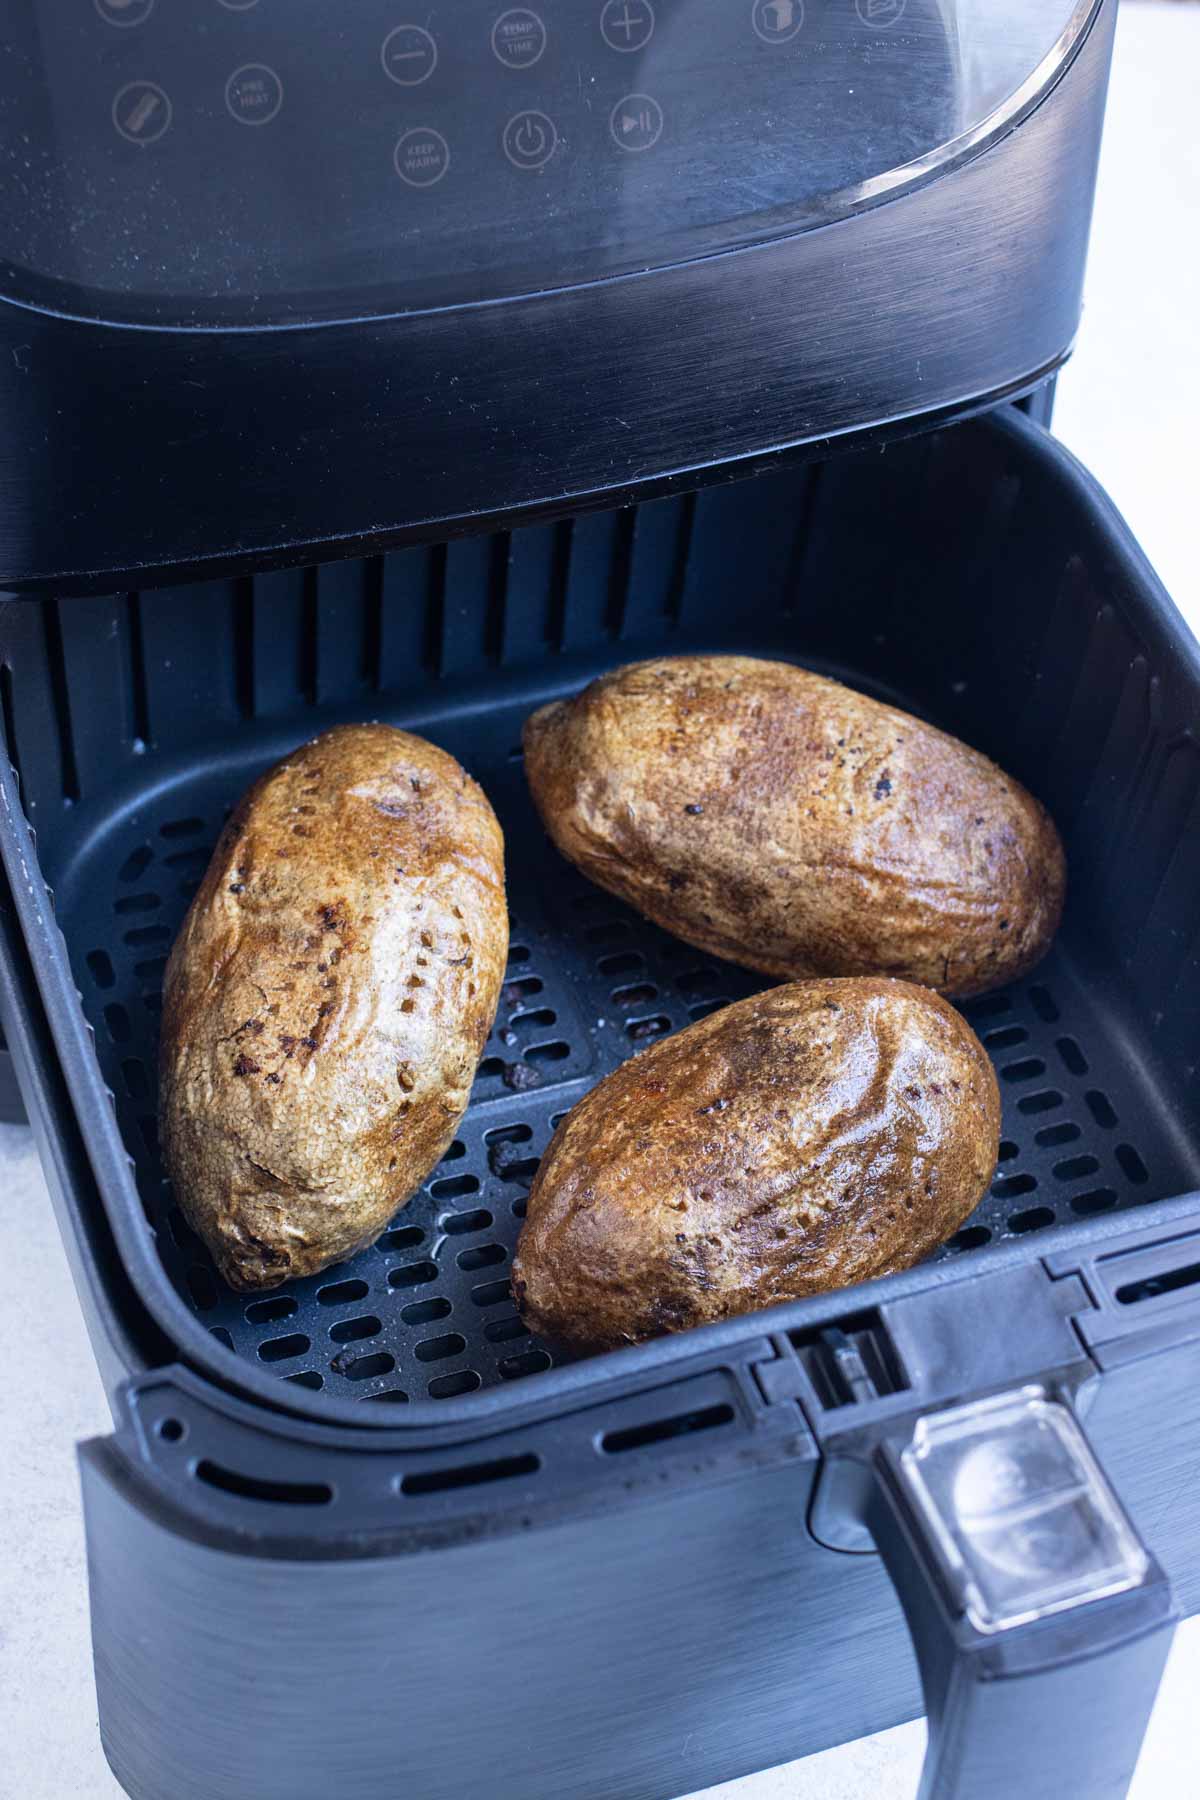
[523,655,1065,999]
[512,978,1000,1352]
[160,723,507,1291]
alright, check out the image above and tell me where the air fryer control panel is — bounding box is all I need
[2,0,963,318]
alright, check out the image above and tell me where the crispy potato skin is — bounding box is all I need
[160,724,507,1292]
[523,655,1065,999]
[512,978,1000,1352]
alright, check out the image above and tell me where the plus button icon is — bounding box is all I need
[600,0,655,53]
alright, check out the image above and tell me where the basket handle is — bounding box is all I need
[863,1388,1176,1800]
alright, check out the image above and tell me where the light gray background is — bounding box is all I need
[2,5,1198,1795]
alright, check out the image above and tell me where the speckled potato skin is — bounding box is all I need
[523,655,1065,999]
[512,978,1000,1353]
[160,724,507,1292]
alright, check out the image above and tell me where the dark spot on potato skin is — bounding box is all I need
[512,978,1000,1353]
[158,724,508,1293]
[523,654,1064,1000]
[233,1053,260,1077]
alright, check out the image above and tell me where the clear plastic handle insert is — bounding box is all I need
[897,1389,1149,1635]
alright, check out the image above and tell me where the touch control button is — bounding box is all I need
[491,9,546,69]
[95,0,155,28]
[394,127,450,187]
[750,0,805,43]
[609,93,662,152]
[503,110,558,171]
[225,64,283,124]
[112,80,172,144]
[217,0,260,10]
[381,25,438,86]
[600,0,654,52]
[855,0,907,25]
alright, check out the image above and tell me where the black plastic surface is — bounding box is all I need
[0,1022,23,1124]
[0,0,1114,590]
[75,1216,1200,1800]
[4,406,1200,1430]
[36,743,1189,1409]
[868,1415,1177,1800]
[1,0,962,314]
[0,1,1091,319]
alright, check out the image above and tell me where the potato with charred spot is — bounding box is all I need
[512,978,1000,1353]
[523,655,1065,999]
[160,723,507,1292]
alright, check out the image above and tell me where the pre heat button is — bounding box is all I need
[503,110,558,171]
[492,10,546,69]
[225,64,283,125]
[394,127,450,187]
[609,93,662,152]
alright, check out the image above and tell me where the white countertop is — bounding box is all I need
[3,6,1199,1796]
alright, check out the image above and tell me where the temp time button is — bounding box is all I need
[394,127,451,187]
[492,9,547,69]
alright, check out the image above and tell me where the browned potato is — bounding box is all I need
[160,724,507,1291]
[523,655,1065,999]
[512,978,999,1352]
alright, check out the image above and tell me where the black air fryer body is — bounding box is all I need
[4,5,1200,1798]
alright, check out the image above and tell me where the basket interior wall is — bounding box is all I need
[2,416,1198,1408]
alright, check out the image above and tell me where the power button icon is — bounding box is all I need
[503,110,558,171]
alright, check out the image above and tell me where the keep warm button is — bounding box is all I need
[503,110,558,171]
[394,127,450,187]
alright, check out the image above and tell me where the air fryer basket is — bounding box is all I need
[2,407,1199,1423]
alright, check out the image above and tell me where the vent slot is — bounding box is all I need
[1,661,22,794]
[600,1402,735,1454]
[1116,1259,1200,1307]
[42,599,81,803]
[399,1452,540,1496]
[194,1461,333,1506]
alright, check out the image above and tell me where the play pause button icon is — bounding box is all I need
[610,91,663,152]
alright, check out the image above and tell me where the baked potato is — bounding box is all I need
[523,655,1065,999]
[512,978,1000,1352]
[160,723,507,1291]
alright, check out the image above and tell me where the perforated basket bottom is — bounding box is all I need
[59,685,1180,1406]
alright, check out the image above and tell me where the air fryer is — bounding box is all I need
[3,5,1198,1799]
